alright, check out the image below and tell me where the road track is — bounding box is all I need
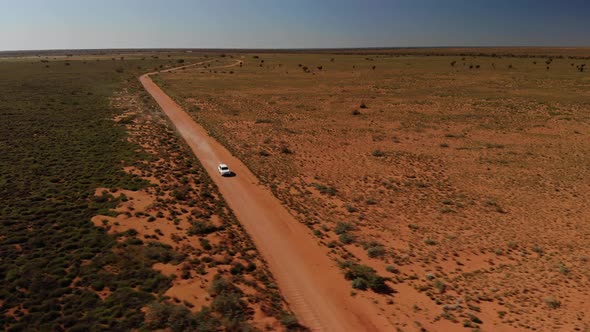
[139,60,393,331]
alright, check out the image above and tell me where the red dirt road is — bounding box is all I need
[140,62,394,331]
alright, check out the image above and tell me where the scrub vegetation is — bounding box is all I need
[157,48,590,331]
[0,53,295,331]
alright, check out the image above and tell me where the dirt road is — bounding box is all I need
[139,61,394,331]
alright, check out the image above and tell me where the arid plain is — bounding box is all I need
[153,50,590,331]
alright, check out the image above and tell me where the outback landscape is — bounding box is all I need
[0,53,301,331]
[1,47,589,332]
[4,1,590,331]
[0,49,590,331]
[151,49,590,331]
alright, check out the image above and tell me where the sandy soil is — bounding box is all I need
[152,53,590,331]
[140,61,395,331]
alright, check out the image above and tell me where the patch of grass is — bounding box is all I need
[468,313,483,324]
[485,143,505,149]
[363,241,386,258]
[433,279,446,294]
[544,297,561,309]
[209,275,252,326]
[408,223,419,231]
[346,204,358,213]
[424,238,438,246]
[365,198,378,205]
[280,146,293,154]
[385,265,399,274]
[352,278,369,290]
[280,313,305,331]
[371,149,385,157]
[339,232,356,245]
[334,222,354,234]
[532,245,544,255]
[558,263,570,275]
[313,183,337,196]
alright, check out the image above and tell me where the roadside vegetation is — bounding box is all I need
[0,53,297,331]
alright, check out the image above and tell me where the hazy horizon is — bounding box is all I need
[1,0,589,52]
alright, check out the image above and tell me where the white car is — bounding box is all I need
[217,164,231,176]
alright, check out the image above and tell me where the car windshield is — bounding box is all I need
[221,166,228,170]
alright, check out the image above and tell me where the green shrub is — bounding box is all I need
[144,303,219,332]
[434,279,446,294]
[230,262,245,275]
[346,205,358,213]
[545,297,561,309]
[424,238,437,246]
[313,183,337,196]
[280,314,303,330]
[211,292,248,321]
[199,238,212,250]
[245,261,257,272]
[367,245,385,258]
[334,222,354,234]
[210,274,241,296]
[188,221,218,235]
[352,278,368,290]
[385,265,399,274]
[372,150,385,157]
[341,261,392,294]
[339,233,355,244]
[280,146,293,154]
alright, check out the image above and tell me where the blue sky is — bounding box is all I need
[0,0,589,50]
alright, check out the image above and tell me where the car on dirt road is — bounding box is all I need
[218,164,231,176]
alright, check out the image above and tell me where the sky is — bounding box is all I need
[0,0,589,51]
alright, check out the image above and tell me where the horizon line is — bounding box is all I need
[2,45,590,54]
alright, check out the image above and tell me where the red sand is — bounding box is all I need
[140,62,394,331]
